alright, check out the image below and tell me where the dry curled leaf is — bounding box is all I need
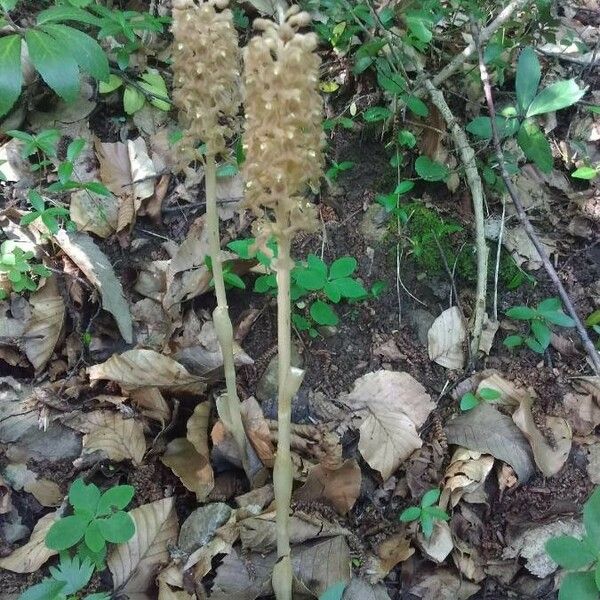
[88,349,205,395]
[441,448,494,508]
[366,532,414,583]
[108,497,179,594]
[428,306,467,369]
[240,396,275,466]
[348,371,435,480]
[130,387,171,425]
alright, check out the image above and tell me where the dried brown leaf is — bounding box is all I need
[427,306,467,369]
[366,532,414,582]
[130,387,171,425]
[240,396,275,466]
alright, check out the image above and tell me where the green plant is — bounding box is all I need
[0,239,51,299]
[545,487,600,600]
[460,387,501,411]
[586,310,600,349]
[45,479,135,564]
[572,165,599,181]
[504,297,576,353]
[21,190,74,235]
[6,129,61,171]
[325,160,354,182]
[399,488,450,538]
[467,46,587,173]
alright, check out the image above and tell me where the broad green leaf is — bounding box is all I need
[97,510,135,543]
[49,555,94,595]
[377,68,405,95]
[545,536,595,569]
[310,300,338,326]
[329,256,357,279]
[83,181,111,195]
[139,70,170,111]
[353,55,374,74]
[123,85,145,114]
[97,485,134,515]
[466,115,519,140]
[294,267,327,291]
[460,392,479,411]
[405,95,428,117]
[69,479,101,513]
[254,274,276,293]
[363,106,391,122]
[540,310,575,327]
[45,514,87,550]
[323,281,342,303]
[595,561,600,592]
[531,319,552,350]
[0,35,22,117]
[505,306,536,320]
[227,238,255,259]
[405,12,432,43]
[415,156,449,182]
[503,334,524,348]
[223,271,246,289]
[399,506,421,522]
[99,74,123,94]
[0,0,18,10]
[18,578,66,600]
[37,5,103,26]
[84,520,105,553]
[424,506,450,520]
[516,47,541,114]
[39,24,109,82]
[330,277,367,299]
[398,130,417,148]
[291,313,311,331]
[526,79,587,117]
[558,572,598,600]
[517,121,552,172]
[479,387,501,401]
[525,337,545,353]
[421,488,440,507]
[307,254,328,277]
[394,181,414,195]
[584,488,600,552]
[319,581,346,600]
[27,189,46,212]
[586,310,600,327]
[420,512,434,538]
[537,297,561,312]
[25,29,80,102]
[572,166,598,180]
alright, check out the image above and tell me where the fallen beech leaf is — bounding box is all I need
[88,349,205,395]
[512,397,571,477]
[0,475,12,514]
[417,521,454,563]
[428,306,467,369]
[70,189,119,237]
[408,568,479,600]
[130,387,171,425]
[563,391,600,435]
[294,459,361,515]
[445,403,535,482]
[55,230,132,343]
[342,579,392,600]
[348,371,435,480]
[80,410,146,464]
[441,448,494,508]
[23,277,65,372]
[0,511,57,572]
[24,478,62,507]
[158,581,195,600]
[240,396,275,466]
[209,548,271,600]
[108,497,179,593]
[178,502,232,555]
[503,226,555,271]
[476,373,528,407]
[366,532,414,582]
[587,444,600,484]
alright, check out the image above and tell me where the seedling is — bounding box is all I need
[45,479,135,566]
[0,239,50,298]
[504,297,576,353]
[7,129,60,171]
[545,487,600,600]
[399,488,450,538]
[325,160,354,182]
[460,387,501,411]
[21,190,74,235]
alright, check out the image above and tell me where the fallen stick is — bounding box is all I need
[474,34,600,376]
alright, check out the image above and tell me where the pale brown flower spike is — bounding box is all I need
[243,9,324,600]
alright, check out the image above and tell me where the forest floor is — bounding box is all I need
[0,0,599,599]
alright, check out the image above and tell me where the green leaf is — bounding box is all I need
[517,121,553,172]
[571,166,598,180]
[460,392,479,411]
[34,129,60,157]
[420,512,434,538]
[363,106,392,122]
[415,156,449,181]
[319,581,347,600]
[254,274,276,293]
[527,80,587,117]
[506,306,536,320]
[531,319,552,350]
[307,254,327,277]
[27,189,46,212]
[405,95,429,117]
[558,572,598,600]
[83,181,111,196]
[398,130,417,148]
[525,336,546,353]
[97,510,135,543]
[227,238,255,259]
[26,29,80,102]
[394,181,415,195]
[377,69,405,95]
[421,488,440,507]
[424,506,450,520]
[0,0,18,10]
[584,488,600,552]
[67,138,86,162]
[540,310,575,327]
[58,161,73,184]
[545,536,595,569]
[478,387,501,401]
[405,12,432,43]
[84,520,105,553]
[586,310,600,327]
[537,297,561,312]
[323,281,342,303]
[69,479,101,513]
[329,256,357,279]
[223,271,246,289]
[294,267,327,291]
[0,35,22,118]
[329,277,367,299]
[216,163,238,178]
[310,301,338,326]
[48,555,94,595]
[37,5,103,26]
[466,115,519,139]
[139,69,170,111]
[18,578,66,600]
[504,334,524,348]
[399,506,421,522]
[292,313,311,331]
[99,74,123,94]
[595,561,600,591]
[96,485,134,515]
[516,47,541,114]
[38,24,109,82]
[45,515,87,550]
[123,85,145,114]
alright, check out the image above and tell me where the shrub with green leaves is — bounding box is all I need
[545,487,600,600]
[460,386,501,411]
[399,488,450,538]
[45,479,135,566]
[0,239,51,299]
[504,297,576,354]
[467,46,586,173]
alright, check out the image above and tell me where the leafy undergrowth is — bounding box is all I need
[1,0,600,599]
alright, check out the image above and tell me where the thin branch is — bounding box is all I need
[474,32,600,376]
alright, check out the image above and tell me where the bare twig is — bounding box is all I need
[416,66,488,362]
[475,34,600,376]
[492,196,506,321]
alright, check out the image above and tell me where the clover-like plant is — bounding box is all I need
[460,387,501,411]
[243,7,323,598]
[0,239,50,299]
[399,488,450,538]
[504,297,576,353]
[21,190,73,235]
[45,479,135,565]
[545,487,600,600]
